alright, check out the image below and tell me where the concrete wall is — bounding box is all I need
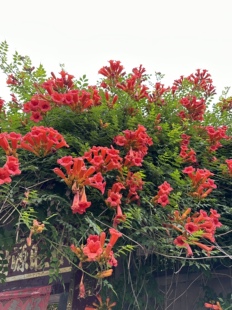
[155,269,232,310]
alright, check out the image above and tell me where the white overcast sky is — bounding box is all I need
[0,0,232,101]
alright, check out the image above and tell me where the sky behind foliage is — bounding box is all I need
[0,0,232,100]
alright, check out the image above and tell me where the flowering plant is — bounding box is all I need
[0,42,231,309]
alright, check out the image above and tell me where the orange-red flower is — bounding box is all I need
[26,220,45,247]
[153,181,173,207]
[179,96,206,121]
[70,228,121,271]
[0,132,22,156]
[109,228,122,247]
[183,166,216,198]
[71,187,91,214]
[98,60,125,86]
[96,269,113,279]
[171,207,221,257]
[113,205,126,227]
[114,124,153,156]
[85,295,116,310]
[204,301,223,309]
[54,156,106,194]
[4,156,21,176]
[173,236,193,256]
[20,126,69,157]
[83,235,103,261]
[0,167,11,185]
[192,241,214,256]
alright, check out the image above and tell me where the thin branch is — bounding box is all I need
[165,273,202,310]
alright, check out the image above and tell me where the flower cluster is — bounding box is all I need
[114,124,153,158]
[43,70,74,92]
[101,126,152,225]
[20,126,69,157]
[179,134,197,163]
[148,82,169,105]
[0,132,22,156]
[70,228,122,270]
[54,156,106,214]
[131,64,147,82]
[205,125,229,152]
[23,94,52,122]
[171,208,222,256]
[71,186,92,214]
[98,60,126,88]
[85,295,116,310]
[23,71,102,122]
[183,166,217,199]
[106,172,144,227]
[173,69,216,98]
[105,182,126,227]
[54,156,105,192]
[99,62,149,102]
[186,69,216,97]
[116,67,149,101]
[83,146,122,173]
[0,132,22,185]
[153,181,173,207]
[52,86,101,112]
[179,96,206,121]
[0,156,21,185]
[123,148,144,167]
[106,182,125,209]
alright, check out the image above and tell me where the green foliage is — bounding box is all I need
[76,74,89,89]
[48,253,63,284]
[19,206,38,229]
